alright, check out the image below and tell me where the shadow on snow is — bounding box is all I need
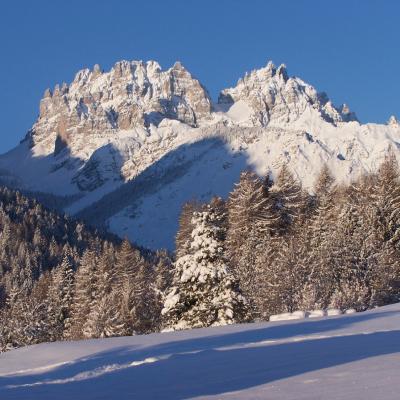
[1,309,399,399]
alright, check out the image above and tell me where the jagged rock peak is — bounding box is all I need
[337,103,358,122]
[388,115,399,125]
[172,60,185,71]
[93,63,102,73]
[29,59,213,149]
[43,88,52,98]
[241,61,287,82]
[218,60,357,127]
[276,63,288,81]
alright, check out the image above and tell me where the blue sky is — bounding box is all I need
[0,0,399,153]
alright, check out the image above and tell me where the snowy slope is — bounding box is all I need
[0,59,399,249]
[1,303,400,399]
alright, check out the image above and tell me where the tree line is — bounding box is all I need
[2,151,400,351]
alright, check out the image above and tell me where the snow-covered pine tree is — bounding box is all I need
[226,171,277,315]
[175,200,202,258]
[355,153,400,306]
[0,295,49,351]
[66,248,98,339]
[114,238,159,334]
[299,165,337,310]
[130,261,160,334]
[162,204,251,331]
[115,239,142,289]
[273,164,306,233]
[256,235,309,317]
[0,273,53,351]
[371,149,400,249]
[83,242,126,338]
[46,253,75,339]
[327,181,372,310]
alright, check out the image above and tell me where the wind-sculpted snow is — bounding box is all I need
[1,303,400,399]
[0,59,399,249]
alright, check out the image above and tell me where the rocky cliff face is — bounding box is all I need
[28,60,212,153]
[1,59,399,249]
[218,61,357,127]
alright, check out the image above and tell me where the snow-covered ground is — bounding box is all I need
[1,303,400,399]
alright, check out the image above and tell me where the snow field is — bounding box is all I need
[1,303,400,399]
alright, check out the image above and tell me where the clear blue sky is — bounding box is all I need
[0,0,399,153]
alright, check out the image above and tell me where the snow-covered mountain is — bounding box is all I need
[0,59,399,249]
[1,303,400,400]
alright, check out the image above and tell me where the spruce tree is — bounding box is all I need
[67,248,98,339]
[162,205,251,330]
[300,165,337,309]
[83,242,127,337]
[176,200,202,258]
[47,254,75,339]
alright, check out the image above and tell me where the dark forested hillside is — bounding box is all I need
[0,187,172,351]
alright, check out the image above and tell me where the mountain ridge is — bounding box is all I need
[0,59,399,249]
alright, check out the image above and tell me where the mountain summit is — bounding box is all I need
[0,60,399,249]
[218,61,357,126]
[32,60,212,153]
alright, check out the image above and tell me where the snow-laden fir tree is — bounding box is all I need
[162,203,251,330]
[0,295,49,351]
[300,165,337,310]
[256,235,309,317]
[82,242,126,338]
[114,239,160,334]
[47,253,75,339]
[327,180,375,310]
[84,293,126,338]
[371,149,400,249]
[175,200,202,258]
[66,248,98,339]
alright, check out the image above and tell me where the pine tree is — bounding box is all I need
[130,262,159,334]
[115,239,142,290]
[83,242,127,337]
[67,248,98,339]
[371,150,400,248]
[300,166,337,309]
[257,236,308,317]
[327,181,373,310]
[176,200,202,258]
[273,164,306,232]
[226,171,277,315]
[162,206,251,330]
[47,254,75,339]
[114,238,160,334]
[84,292,126,338]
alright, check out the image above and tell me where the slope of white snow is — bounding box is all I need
[0,59,399,249]
[1,303,400,399]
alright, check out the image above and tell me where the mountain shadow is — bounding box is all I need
[75,136,250,249]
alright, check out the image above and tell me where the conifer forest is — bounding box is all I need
[2,151,400,352]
